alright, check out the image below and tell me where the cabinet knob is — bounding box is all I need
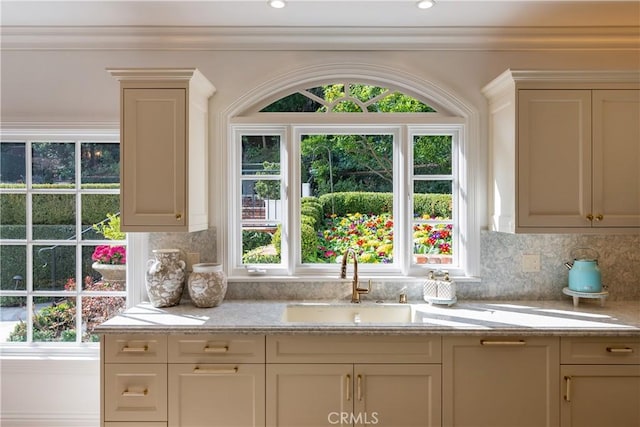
[595,214,604,221]
[175,213,182,221]
[586,214,594,221]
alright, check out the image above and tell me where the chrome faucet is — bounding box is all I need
[340,248,371,303]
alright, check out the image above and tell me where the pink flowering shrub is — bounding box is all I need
[91,245,126,265]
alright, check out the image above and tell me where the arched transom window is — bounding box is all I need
[229,81,468,279]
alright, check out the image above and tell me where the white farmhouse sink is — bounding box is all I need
[283,303,413,324]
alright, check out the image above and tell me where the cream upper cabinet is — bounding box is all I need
[108,68,215,232]
[443,336,560,427]
[483,70,640,233]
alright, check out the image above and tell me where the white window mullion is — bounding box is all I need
[284,125,295,274]
[25,140,34,342]
[75,141,83,343]
[397,125,409,276]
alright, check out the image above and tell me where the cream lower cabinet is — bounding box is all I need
[168,363,265,427]
[443,336,560,427]
[102,334,265,427]
[560,337,640,427]
[266,335,442,427]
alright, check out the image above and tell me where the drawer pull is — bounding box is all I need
[564,376,571,402]
[122,389,148,397]
[193,367,238,374]
[606,347,634,354]
[480,340,526,346]
[357,374,363,401]
[121,345,149,353]
[345,374,351,401]
[203,345,229,353]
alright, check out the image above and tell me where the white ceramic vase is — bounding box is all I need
[145,249,186,307]
[187,263,227,308]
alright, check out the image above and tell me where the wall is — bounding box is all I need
[1,45,639,426]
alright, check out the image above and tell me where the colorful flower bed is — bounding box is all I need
[413,221,453,255]
[316,212,453,264]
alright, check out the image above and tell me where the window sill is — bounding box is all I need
[228,274,481,283]
[0,343,100,360]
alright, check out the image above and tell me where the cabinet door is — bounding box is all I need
[592,89,640,228]
[104,363,167,422]
[518,90,592,228]
[561,365,640,427]
[121,88,186,229]
[266,364,351,427]
[168,363,265,427]
[354,364,441,427]
[443,336,560,427]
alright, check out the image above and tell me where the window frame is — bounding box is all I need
[0,128,128,356]
[229,117,469,279]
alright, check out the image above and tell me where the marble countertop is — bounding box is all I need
[97,299,640,337]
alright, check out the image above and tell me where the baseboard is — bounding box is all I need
[0,412,99,427]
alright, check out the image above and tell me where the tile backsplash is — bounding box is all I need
[146,229,639,301]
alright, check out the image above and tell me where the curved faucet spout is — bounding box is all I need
[340,248,370,303]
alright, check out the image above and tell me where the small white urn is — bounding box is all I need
[187,263,227,308]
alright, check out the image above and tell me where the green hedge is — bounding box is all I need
[0,184,119,226]
[318,192,452,218]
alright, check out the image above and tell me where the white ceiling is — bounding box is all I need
[2,0,639,28]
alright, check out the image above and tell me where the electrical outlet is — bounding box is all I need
[522,253,541,272]
[186,252,200,271]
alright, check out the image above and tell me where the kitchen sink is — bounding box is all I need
[283,303,413,324]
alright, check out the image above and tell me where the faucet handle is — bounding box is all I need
[356,279,371,294]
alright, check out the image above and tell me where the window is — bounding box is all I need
[229,81,470,278]
[0,132,126,345]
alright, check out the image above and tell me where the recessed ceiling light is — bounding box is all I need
[269,0,287,9]
[416,0,435,9]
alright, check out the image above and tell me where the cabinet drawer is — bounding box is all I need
[168,334,265,363]
[267,335,441,363]
[104,364,167,422]
[105,423,167,427]
[561,337,640,364]
[104,334,167,363]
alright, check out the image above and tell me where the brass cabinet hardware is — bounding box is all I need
[586,214,594,221]
[564,376,572,402]
[345,374,351,401]
[606,347,634,353]
[480,339,526,346]
[193,366,238,374]
[176,213,183,220]
[121,345,148,353]
[595,214,604,221]
[203,345,229,353]
[357,374,363,401]
[122,389,148,397]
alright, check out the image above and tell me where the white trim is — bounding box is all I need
[0,414,98,427]
[0,126,127,353]
[0,343,99,360]
[2,26,638,51]
[219,64,482,279]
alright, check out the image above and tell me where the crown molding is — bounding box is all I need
[2,26,639,51]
